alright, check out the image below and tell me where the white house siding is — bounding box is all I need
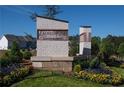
[37,17,68,30]
[0,36,8,50]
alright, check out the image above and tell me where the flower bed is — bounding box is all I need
[76,70,123,86]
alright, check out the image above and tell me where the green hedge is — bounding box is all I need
[0,66,31,86]
[76,70,123,86]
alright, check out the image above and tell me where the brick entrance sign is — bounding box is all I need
[31,16,73,72]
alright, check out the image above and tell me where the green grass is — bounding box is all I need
[11,70,111,87]
[11,67,124,87]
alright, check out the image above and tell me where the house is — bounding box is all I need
[0,34,36,50]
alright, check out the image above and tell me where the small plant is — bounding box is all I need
[74,64,81,73]
[110,70,123,86]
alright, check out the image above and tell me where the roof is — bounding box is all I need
[4,34,35,44]
[37,16,69,23]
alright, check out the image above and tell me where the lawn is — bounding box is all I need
[11,67,124,87]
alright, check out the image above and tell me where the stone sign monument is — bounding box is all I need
[31,16,73,72]
[79,26,91,57]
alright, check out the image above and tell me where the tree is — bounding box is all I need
[117,43,124,57]
[100,39,114,60]
[42,5,62,18]
[10,41,23,63]
[31,5,61,21]
[91,36,101,56]
[69,35,79,56]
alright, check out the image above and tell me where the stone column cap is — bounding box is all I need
[31,56,73,62]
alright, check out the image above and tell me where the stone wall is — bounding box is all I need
[37,40,69,57]
[32,61,72,72]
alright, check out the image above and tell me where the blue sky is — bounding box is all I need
[0,5,124,38]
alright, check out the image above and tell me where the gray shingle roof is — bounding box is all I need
[4,34,35,43]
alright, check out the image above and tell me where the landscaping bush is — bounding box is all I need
[3,75,12,86]
[89,57,100,69]
[23,50,32,60]
[99,62,107,69]
[0,57,11,67]
[81,60,89,69]
[73,59,90,70]
[120,64,124,68]
[1,66,31,86]
[74,64,81,73]
[105,57,121,67]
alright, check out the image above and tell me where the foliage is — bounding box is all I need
[111,70,123,85]
[91,36,101,56]
[78,70,110,84]
[89,57,100,69]
[105,59,121,67]
[23,50,32,60]
[100,40,114,60]
[42,5,62,18]
[73,59,90,70]
[10,41,23,62]
[11,70,107,87]
[0,56,11,67]
[81,60,90,69]
[77,70,123,85]
[69,35,79,56]
[3,75,12,86]
[99,62,107,69]
[120,64,124,68]
[74,65,81,73]
[117,43,124,57]
[1,66,31,86]
[0,41,23,68]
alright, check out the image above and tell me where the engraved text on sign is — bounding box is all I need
[38,30,68,41]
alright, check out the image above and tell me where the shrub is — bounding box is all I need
[3,75,12,86]
[23,51,32,60]
[81,60,89,69]
[1,66,31,86]
[74,65,81,73]
[73,59,90,70]
[89,57,100,69]
[99,62,107,69]
[10,41,23,62]
[105,58,121,67]
[0,57,10,67]
[120,64,124,68]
